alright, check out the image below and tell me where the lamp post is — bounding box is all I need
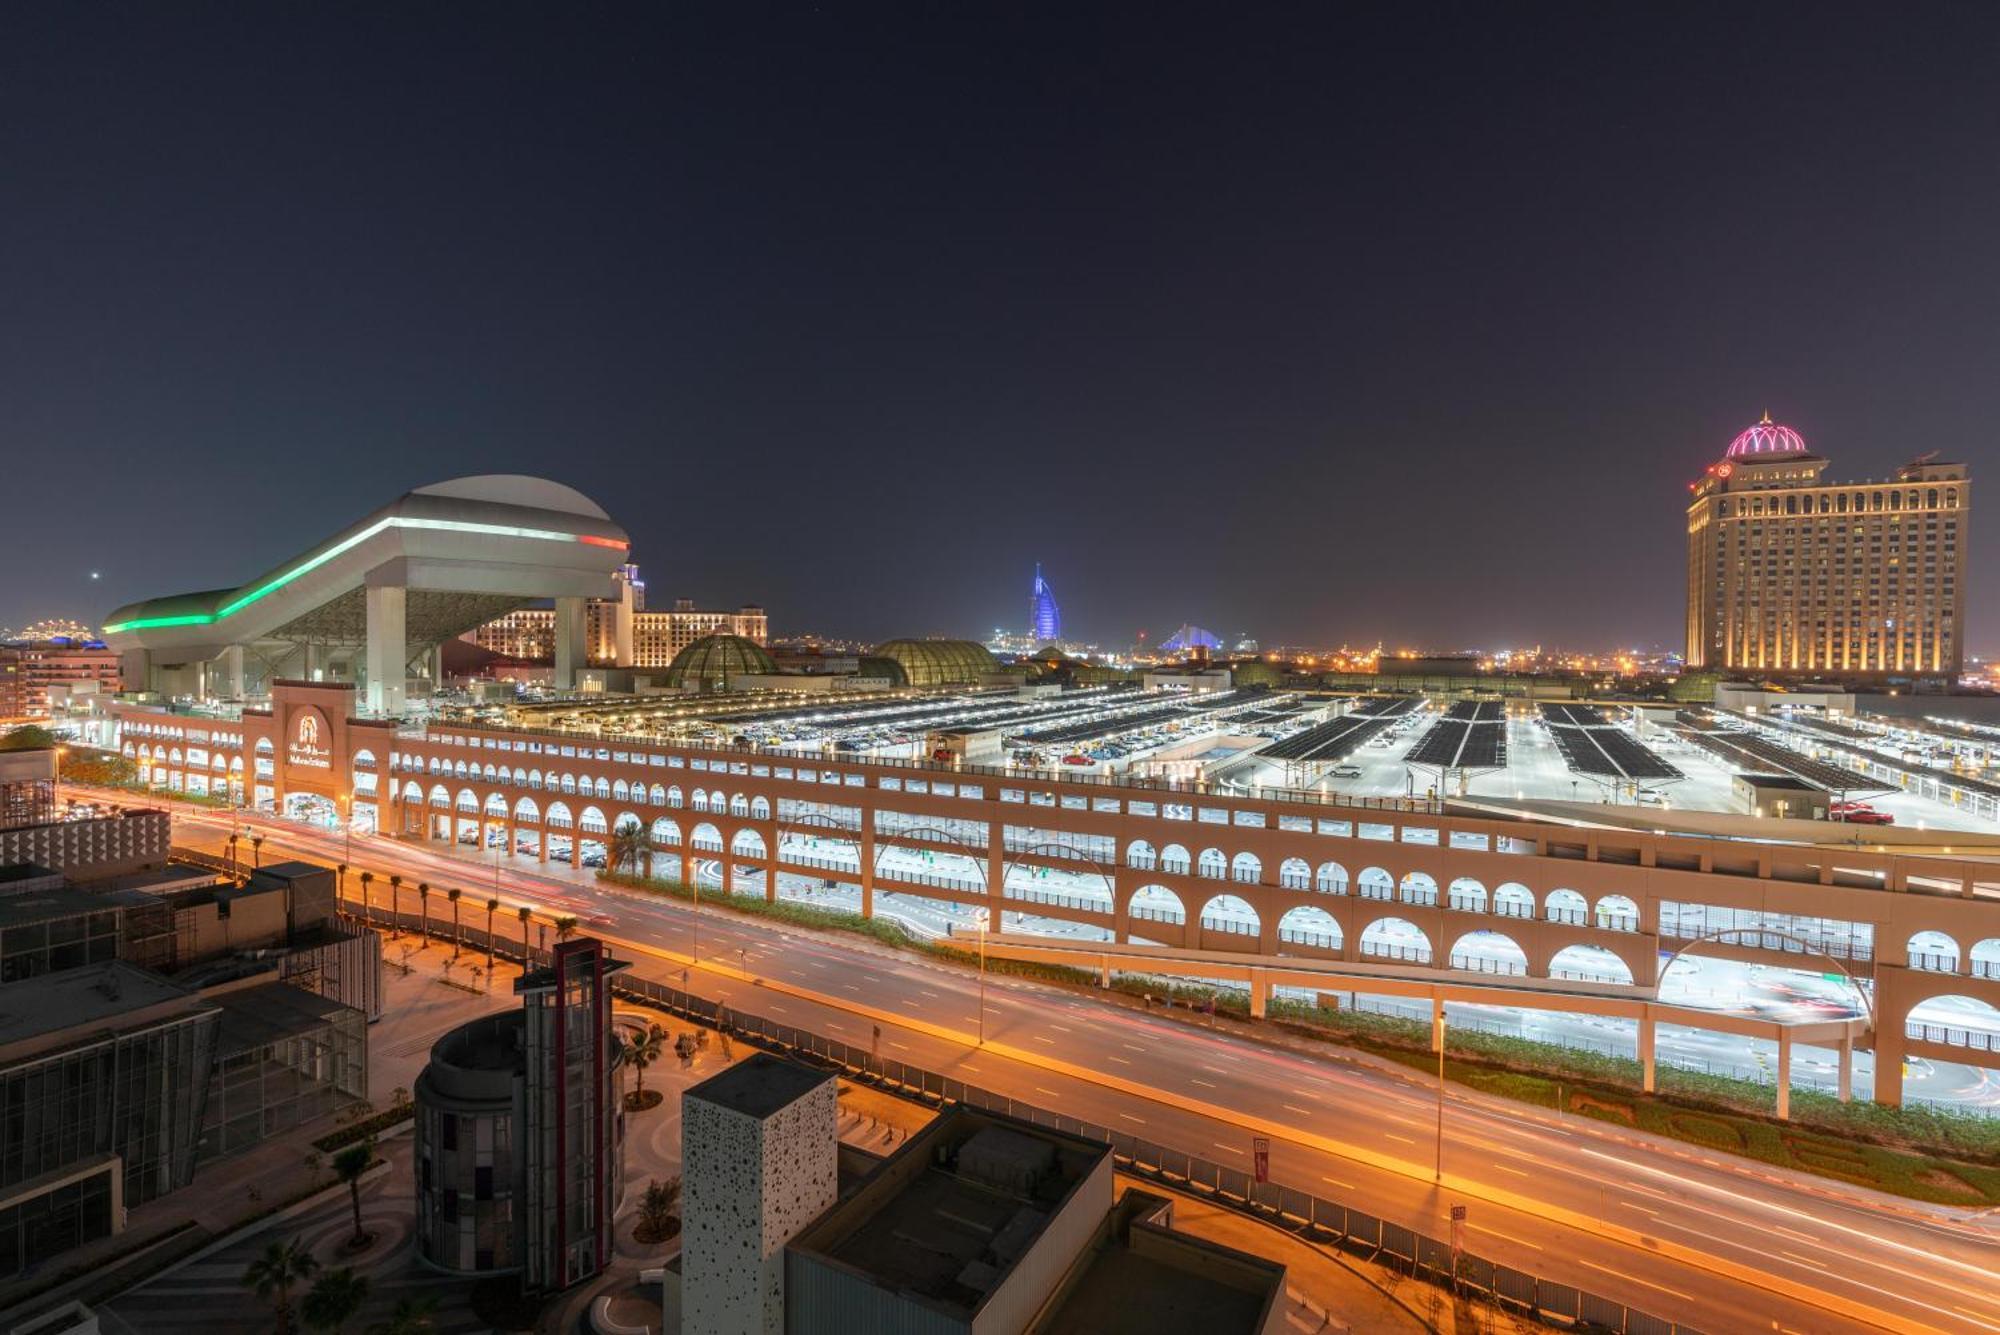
[1433,990,1447,1183]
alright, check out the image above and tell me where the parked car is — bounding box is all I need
[1330,765,1362,778]
[1838,809,1895,825]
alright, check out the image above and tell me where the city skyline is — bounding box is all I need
[6,7,2000,648]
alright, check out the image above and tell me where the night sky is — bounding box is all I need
[6,4,1999,652]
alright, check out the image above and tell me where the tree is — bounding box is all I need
[367,1296,439,1335]
[386,875,403,933]
[242,1236,319,1335]
[0,725,59,751]
[484,896,499,969]
[251,833,265,869]
[635,1176,682,1243]
[416,882,431,942]
[332,1137,374,1249]
[446,887,463,956]
[516,904,533,966]
[358,871,374,924]
[611,821,649,877]
[554,915,578,942]
[301,1266,369,1333]
[627,1023,665,1103]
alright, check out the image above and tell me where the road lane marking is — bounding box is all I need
[1190,1078,1218,1088]
[1281,1104,1313,1116]
[1319,1175,1355,1191]
[1489,1164,1531,1178]
[1036,1088,1060,1098]
[1468,1222,1540,1251]
[1119,1113,1146,1123]
[889,1042,909,1052]
[1121,1043,1146,1052]
[1108,1056,1131,1065]
[1384,1133,1415,1145]
[1781,1251,1828,1271]
[1033,1036,1055,1045]
[1213,1142,1245,1155]
[1572,1259,1692,1302]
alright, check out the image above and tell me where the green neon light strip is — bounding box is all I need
[104,518,623,633]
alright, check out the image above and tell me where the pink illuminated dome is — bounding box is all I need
[1725,411,1808,459]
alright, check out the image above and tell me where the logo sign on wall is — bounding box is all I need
[287,706,333,770]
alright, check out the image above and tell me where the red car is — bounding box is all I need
[1837,809,1894,825]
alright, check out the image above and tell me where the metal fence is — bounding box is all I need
[329,890,1706,1335]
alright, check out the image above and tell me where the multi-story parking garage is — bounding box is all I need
[86,681,2000,1111]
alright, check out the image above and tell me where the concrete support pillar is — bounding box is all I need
[986,826,1007,927]
[1099,956,1112,989]
[553,596,587,690]
[1248,970,1269,1019]
[431,645,446,690]
[1837,1035,1854,1103]
[1639,1009,1657,1093]
[859,822,877,919]
[224,644,246,699]
[364,584,407,716]
[1775,1029,1793,1121]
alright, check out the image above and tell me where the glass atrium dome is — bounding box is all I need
[663,634,778,691]
[871,639,999,689]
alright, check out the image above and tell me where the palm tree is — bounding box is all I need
[301,1266,369,1333]
[358,871,374,925]
[368,1296,439,1335]
[446,888,463,957]
[484,896,500,970]
[335,861,348,903]
[416,881,431,943]
[610,821,648,878]
[229,832,241,876]
[250,833,265,869]
[554,914,578,942]
[242,1236,318,1335]
[627,1023,665,1103]
[516,904,533,967]
[386,875,403,933]
[332,1137,374,1249]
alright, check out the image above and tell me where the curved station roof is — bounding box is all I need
[104,475,630,661]
[664,634,779,691]
[871,639,999,689]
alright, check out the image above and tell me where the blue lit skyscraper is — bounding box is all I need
[1029,564,1061,643]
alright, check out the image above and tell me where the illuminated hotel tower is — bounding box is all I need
[1029,564,1061,643]
[1686,414,1969,677]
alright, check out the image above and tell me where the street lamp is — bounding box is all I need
[974,907,990,1046]
[1433,989,1447,1183]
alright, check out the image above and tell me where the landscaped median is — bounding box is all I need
[595,867,2000,1207]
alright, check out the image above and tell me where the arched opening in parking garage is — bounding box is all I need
[1357,866,1394,901]
[1550,943,1634,984]
[730,828,767,894]
[576,806,610,867]
[1494,882,1534,920]
[1449,930,1527,976]
[1595,894,1640,931]
[1197,894,1260,941]
[1908,930,1960,972]
[730,794,750,818]
[1448,877,1487,912]
[1160,843,1191,875]
[1198,848,1228,879]
[1399,871,1438,907]
[1546,888,1588,924]
[1904,995,2000,1054]
[1278,857,1311,889]
[666,785,684,808]
[454,788,481,845]
[749,796,771,820]
[1315,861,1349,894]
[1231,852,1262,885]
[1126,884,1186,944]
[482,793,509,851]
[1126,839,1156,870]
[1277,905,1341,952]
[691,789,710,812]
[1972,939,2000,979]
[1360,917,1430,964]
[690,821,723,854]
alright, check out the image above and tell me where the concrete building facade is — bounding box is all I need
[1686,415,1970,678]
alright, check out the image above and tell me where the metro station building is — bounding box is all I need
[103,475,633,714]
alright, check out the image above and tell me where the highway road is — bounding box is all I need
[144,799,2000,1333]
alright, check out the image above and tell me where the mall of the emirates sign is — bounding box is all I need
[287,706,333,770]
